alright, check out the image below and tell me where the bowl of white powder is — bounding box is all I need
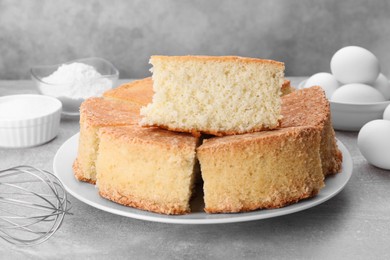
[31,57,119,116]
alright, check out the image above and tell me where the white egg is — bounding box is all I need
[384,104,390,120]
[330,46,380,84]
[331,83,386,103]
[358,119,390,170]
[373,73,390,100]
[303,72,339,99]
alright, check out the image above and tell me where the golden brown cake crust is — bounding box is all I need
[144,120,282,137]
[72,159,96,185]
[73,98,143,185]
[199,126,317,151]
[281,86,343,175]
[99,185,189,215]
[281,79,295,96]
[151,55,285,69]
[103,77,153,106]
[100,125,198,151]
[96,125,198,215]
[80,97,142,127]
[281,86,329,128]
[204,189,319,214]
[198,126,324,213]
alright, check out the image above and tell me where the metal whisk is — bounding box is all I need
[0,165,72,246]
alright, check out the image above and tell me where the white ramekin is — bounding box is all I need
[0,94,62,148]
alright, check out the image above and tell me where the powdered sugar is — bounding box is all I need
[40,62,113,99]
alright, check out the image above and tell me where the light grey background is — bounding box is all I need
[1,0,390,79]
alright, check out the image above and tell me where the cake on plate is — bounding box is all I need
[72,56,342,216]
[96,125,199,215]
[197,126,324,213]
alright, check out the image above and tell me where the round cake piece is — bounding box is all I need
[197,126,324,213]
[96,125,199,215]
[73,97,141,184]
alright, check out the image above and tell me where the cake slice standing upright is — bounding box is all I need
[140,55,285,136]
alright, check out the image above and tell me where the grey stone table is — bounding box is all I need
[1,78,390,259]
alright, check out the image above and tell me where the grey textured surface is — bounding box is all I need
[1,0,390,79]
[1,78,390,259]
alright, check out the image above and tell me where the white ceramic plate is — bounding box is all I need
[53,133,353,224]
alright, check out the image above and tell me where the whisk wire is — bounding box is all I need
[0,165,72,246]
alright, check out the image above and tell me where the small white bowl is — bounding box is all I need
[330,101,390,131]
[30,57,119,117]
[298,80,390,131]
[0,94,62,148]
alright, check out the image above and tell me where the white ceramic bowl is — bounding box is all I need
[298,80,390,131]
[0,94,62,148]
[30,57,118,117]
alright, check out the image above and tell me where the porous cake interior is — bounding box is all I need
[140,56,285,135]
[197,126,324,213]
[96,126,199,215]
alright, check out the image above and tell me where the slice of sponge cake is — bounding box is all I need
[140,55,285,136]
[96,125,199,215]
[73,98,141,184]
[281,86,342,176]
[197,126,324,213]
